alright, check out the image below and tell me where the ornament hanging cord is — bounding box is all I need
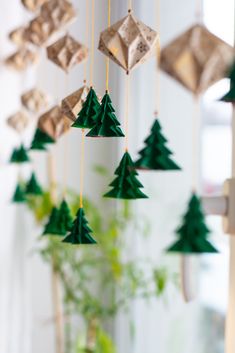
[89,0,95,87]
[124,73,130,151]
[105,0,111,91]
[62,73,69,199]
[83,0,89,84]
[155,0,161,115]
[195,0,203,23]
[128,0,132,11]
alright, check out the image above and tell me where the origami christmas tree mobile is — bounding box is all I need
[56,199,73,236]
[167,193,218,254]
[135,119,180,170]
[43,207,61,235]
[104,151,148,199]
[63,208,97,245]
[160,24,234,95]
[25,172,43,196]
[10,145,30,164]
[12,182,26,203]
[221,61,235,103]
[72,87,100,129]
[30,128,55,151]
[87,92,124,137]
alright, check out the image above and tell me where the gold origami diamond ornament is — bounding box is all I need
[40,0,76,29]
[21,88,48,113]
[21,0,48,12]
[25,16,56,47]
[38,105,71,140]
[160,24,234,95]
[5,48,39,71]
[61,86,89,122]
[7,111,30,133]
[47,34,88,72]
[98,11,159,73]
[9,27,28,46]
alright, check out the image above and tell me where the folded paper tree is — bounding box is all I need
[9,27,28,46]
[43,206,61,235]
[10,145,30,164]
[61,86,89,122]
[21,0,48,12]
[221,60,235,103]
[72,87,100,129]
[56,200,74,236]
[25,172,43,196]
[99,11,159,73]
[38,105,71,140]
[40,0,76,29]
[167,193,218,254]
[47,34,88,72]
[26,15,56,47]
[63,207,97,245]
[135,119,181,170]
[21,88,48,113]
[160,24,234,95]
[30,128,55,151]
[104,151,148,199]
[5,48,39,71]
[87,92,124,137]
[12,182,26,203]
[7,111,29,134]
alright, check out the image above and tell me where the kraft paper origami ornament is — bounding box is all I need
[104,151,148,199]
[72,87,100,129]
[135,119,181,170]
[38,106,71,140]
[98,11,159,73]
[10,145,30,164]
[43,206,61,235]
[25,172,43,196]
[61,86,89,122]
[21,88,48,113]
[7,111,29,134]
[12,183,26,203]
[56,200,73,236]
[167,193,218,254]
[87,92,125,137]
[21,0,48,12]
[160,24,234,95]
[47,34,88,73]
[5,48,39,71]
[63,208,97,245]
[26,16,56,47]
[40,0,76,29]
[9,27,28,46]
[220,60,235,103]
[30,128,55,150]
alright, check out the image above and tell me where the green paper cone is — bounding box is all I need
[55,199,74,236]
[63,207,97,244]
[135,119,181,170]
[25,172,43,196]
[220,86,235,103]
[104,151,148,199]
[10,145,30,164]
[72,87,100,129]
[30,128,55,151]
[86,92,124,137]
[43,207,61,235]
[12,183,26,203]
[167,193,218,254]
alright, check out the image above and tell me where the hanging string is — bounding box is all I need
[192,96,200,191]
[83,0,89,84]
[195,0,203,23]
[48,152,57,204]
[105,0,111,92]
[155,0,161,116]
[79,129,85,208]
[128,0,132,11]
[124,73,130,151]
[62,74,70,199]
[89,0,95,87]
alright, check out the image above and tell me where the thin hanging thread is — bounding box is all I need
[128,0,132,11]
[89,0,95,87]
[195,0,203,23]
[79,129,85,208]
[62,74,70,199]
[83,0,89,84]
[48,152,57,204]
[105,0,111,91]
[155,0,161,115]
[124,73,130,151]
[192,96,200,191]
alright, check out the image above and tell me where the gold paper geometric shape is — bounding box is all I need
[21,0,48,12]
[40,0,76,29]
[9,27,28,46]
[98,11,159,73]
[25,16,56,47]
[160,24,234,95]
[38,105,71,140]
[7,111,30,133]
[21,88,48,113]
[47,34,88,72]
[61,86,89,122]
[5,48,39,71]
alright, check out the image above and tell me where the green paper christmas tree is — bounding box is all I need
[135,119,181,170]
[104,151,148,199]
[12,182,26,203]
[10,145,30,163]
[167,193,218,254]
[86,92,124,137]
[56,199,74,236]
[30,128,55,151]
[63,207,97,244]
[25,172,43,196]
[72,87,100,129]
[221,61,235,103]
[43,207,61,235]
